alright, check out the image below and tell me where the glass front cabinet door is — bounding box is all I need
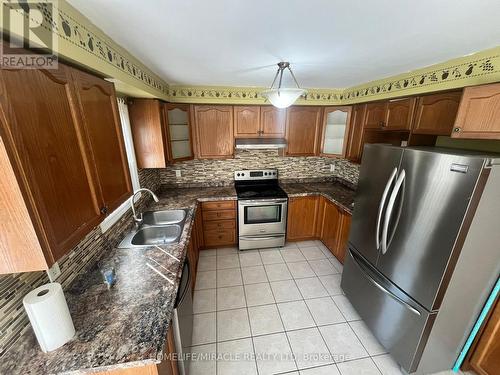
[164,104,194,162]
[320,106,352,157]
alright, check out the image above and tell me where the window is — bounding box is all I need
[99,97,140,232]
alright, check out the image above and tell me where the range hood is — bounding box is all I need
[235,138,287,149]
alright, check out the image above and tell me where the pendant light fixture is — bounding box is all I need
[262,62,306,108]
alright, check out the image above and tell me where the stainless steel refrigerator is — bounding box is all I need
[341,144,500,374]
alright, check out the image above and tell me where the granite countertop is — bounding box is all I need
[1,186,237,375]
[1,182,354,375]
[281,180,356,214]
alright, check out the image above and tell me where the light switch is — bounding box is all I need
[175,170,182,178]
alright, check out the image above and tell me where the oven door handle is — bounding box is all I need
[240,234,285,240]
[238,199,288,205]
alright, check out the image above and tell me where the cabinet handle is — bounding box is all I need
[453,127,461,133]
[100,206,108,215]
[379,121,385,127]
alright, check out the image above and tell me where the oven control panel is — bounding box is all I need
[234,169,278,181]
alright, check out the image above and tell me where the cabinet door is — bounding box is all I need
[453,83,500,139]
[260,106,286,137]
[320,199,341,255]
[285,107,322,156]
[385,98,415,130]
[287,196,319,240]
[72,69,132,213]
[336,210,352,264]
[234,106,260,137]
[468,299,500,375]
[193,105,234,158]
[412,91,462,135]
[0,66,101,264]
[164,104,194,162]
[346,104,366,163]
[129,99,168,168]
[363,102,386,129]
[320,106,352,157]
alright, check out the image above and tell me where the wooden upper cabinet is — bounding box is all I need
[412,91,462,135]
[193,105,234,159]
[129,99,168,168]
[320,106,352,157]
[0,136,47,273]
[285,106,322,156]
[0,65,102,265]
[234,106,260,137]
[384,98,415,130]
[163,103,194,162]
[346,104,366,163]
[453,83,500,139]
[72,69,132,213]
[363,102,386,129]
[260,107,286,137]
[287,196,319,241]
[233,106,285,138]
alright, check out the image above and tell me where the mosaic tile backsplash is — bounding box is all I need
[0,169,160,357]
[160,149,360,187]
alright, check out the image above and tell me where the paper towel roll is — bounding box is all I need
[23,282,75,352]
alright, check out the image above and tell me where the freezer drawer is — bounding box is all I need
[341,249,437,373]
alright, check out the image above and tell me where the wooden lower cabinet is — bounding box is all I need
[287,196,320,241]
[287,196,352,264]
[464,298,500,375]
[201,200,237,248]
[95,328,179,375]
[319,199,341,256]
[336,210,352,263]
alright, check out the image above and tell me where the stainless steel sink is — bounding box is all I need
[131,225,182,245]
[118,209,189,249]
[141,209,188,225]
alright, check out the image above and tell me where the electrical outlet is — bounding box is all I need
[46,262,61,282]
[401,140,408,147]
[330,164,335,173]
[174,170,182,178]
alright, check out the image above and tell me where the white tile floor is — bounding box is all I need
[189,241,467,375]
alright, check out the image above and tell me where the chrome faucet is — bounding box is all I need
[130,188,159,224]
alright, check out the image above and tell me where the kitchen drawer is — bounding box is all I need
[202,209,236,221]
[203,220,236,231]
[204,228,236,247]
[202,200,236,211]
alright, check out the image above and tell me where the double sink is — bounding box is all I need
[119,209,189,248]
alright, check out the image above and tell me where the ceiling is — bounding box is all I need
[69,0,500,89]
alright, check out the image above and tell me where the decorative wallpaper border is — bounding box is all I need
[56,6,169,96]
[2,1,499,104]
[168,86,343,105]
[341,47,500,104]
[168,47,500,105]
[1,0,169,99]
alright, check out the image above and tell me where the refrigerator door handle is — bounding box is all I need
[349,249,421,316]
[376,167,398,250]
[381,169,406,255]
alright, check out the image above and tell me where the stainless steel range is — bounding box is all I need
[235,169,288,250]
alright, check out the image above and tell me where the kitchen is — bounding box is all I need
[0,1,499,375]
